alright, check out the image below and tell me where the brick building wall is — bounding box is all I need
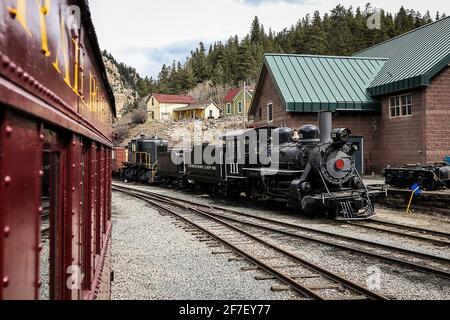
[378,88,427,167]
[424,66,450,163]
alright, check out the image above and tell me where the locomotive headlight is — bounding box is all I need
[331,128,352,143]
[335,159,345,171]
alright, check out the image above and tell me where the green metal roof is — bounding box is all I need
[264,54,387,112]
[354,17,450,96]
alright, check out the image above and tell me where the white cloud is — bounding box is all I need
[89,0,447,77]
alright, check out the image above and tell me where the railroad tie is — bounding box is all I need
[212,251,233,255]
[271,285,291,292]
[308,285,345,292]
[241,266,260,271]
[326,295,369,301]
[229,258,246,262]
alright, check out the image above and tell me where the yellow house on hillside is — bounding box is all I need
[174,100,221,120]
[147,94,197,121]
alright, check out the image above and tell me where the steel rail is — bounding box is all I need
[113,185,450,280]
[362,219,450,239]
[114,188,386,300]
[347,221,450,246]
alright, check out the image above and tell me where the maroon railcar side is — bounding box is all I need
[0,0,115,300]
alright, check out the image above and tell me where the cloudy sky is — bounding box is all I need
[89,0,447,78]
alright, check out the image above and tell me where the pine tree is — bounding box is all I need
[157,64,170,94]
[192,42,209,83]
[235,40,255,83]
[306,11,327,55]
[211,62,225,86]
[250,16,262,45]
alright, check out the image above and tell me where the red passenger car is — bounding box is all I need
[112,147,127,176]
[0,0,115,300]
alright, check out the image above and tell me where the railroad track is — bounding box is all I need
[112,184,450,282]
[113,185,386,300]
[348,219,450,246]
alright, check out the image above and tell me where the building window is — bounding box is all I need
[267,103,273,123]
[209,110,213,118]
[390,94,412,118]
[226,103,232,115]
[151,98,155,107]
[238,101,243,114]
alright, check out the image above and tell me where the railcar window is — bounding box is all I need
[40,131,62,300]
[40,128,67,300]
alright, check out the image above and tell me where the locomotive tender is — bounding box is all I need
[123,112,385,220]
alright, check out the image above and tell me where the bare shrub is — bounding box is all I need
[131,108,147,125]
[112,124,130,146]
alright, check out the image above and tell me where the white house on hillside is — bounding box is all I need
[147,94,197,121]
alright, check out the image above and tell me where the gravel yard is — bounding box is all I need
[112,182,450,300]
[111,192,295,300]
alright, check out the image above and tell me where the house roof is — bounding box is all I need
[174,100,220,112]
[354,16,450,96]
[224,88,241,103]
[151,94,197,104]
[259,54,387,113]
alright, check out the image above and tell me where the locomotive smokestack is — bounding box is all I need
[319,111,333,144]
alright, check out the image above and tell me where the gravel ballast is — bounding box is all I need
[112,182,450,300]
[111,192,294,300]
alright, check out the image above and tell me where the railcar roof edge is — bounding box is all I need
[78,0,116,117]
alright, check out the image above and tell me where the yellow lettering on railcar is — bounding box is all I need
[80,47,85,98]
[7,0,31,36]
[72,37,80,95]
[52,14,71,88]
[5,0,113,124]
[89,72,98,113]
[36,0,51,57]
[96,85,100,117]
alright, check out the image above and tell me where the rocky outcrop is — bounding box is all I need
[103,56,138,118]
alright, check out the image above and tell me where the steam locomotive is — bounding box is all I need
[121,112,385,220]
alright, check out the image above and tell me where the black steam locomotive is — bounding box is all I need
[122,112,385,220]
